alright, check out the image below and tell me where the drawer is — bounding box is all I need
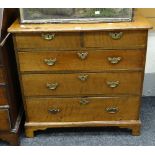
[15,33,81,50]
[0,87,8,106]
[0,109,10,130]
[26,96,140,122]
[0,68,6,84]
[18,49,145,72]
[22,72,142,96]
[84,30,147,49]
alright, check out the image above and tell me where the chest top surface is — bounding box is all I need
[8,14,152,33]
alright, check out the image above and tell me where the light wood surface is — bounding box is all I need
[9,14,151,137]
[25,120,141,137]
[15,30,147,50]
[26,96,140,122]
[83,30,147,49]
[137,9,155,29]
[15,33,81,50]
[18,49,145,72]
[21,72,142,96]
[8,15,152,33]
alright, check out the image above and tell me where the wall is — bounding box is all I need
[137,9,155,96]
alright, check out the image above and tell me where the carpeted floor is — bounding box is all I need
[0,97,155,146]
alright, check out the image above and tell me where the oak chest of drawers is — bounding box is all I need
[8,15,152,137]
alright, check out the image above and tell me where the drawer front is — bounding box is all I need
[18,50,145,72]
[26,96,140,122]
[0,87,8,106]
[0,68,6,84]
[0,109,10,130]
[22,72,142,96]
[15,33,81,50]
[84,30,147,49]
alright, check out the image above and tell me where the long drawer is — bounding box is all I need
[18,50,145,72]
[0,108,10,130]
[84,30,147,49]
[26,96,140,122]
[22,72,142,96]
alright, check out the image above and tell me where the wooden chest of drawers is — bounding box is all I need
[8,15,152,137]
[0,9,23,145]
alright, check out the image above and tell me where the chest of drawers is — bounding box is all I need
[8,15,152,137]
[0,9,23,145]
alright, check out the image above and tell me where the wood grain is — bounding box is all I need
[15,33,81,50]
[0,68,6,84]
[21,72,142,96]
[8,15,152,33]
[26,96,140,122]
[0,109,10,130]
[18,49,146,72]
[0,87,8,106]
[84,30,147,49]
[25,120,141,137]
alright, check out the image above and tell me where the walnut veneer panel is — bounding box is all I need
[18,49,145,72]
[84,30,147,49]
[22,72,142,96]
[26,96,140,122]
[15,33,81,50]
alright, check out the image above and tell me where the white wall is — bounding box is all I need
[143,30,155,96]
[145,30,155,74]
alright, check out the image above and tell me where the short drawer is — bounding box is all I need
[0,109,10,130]
[26,96,140,122]
[22,72,142,96]
[84,30,147,49]
[15,32,81,50]
[0,87,8,106]
[18,49,145,72]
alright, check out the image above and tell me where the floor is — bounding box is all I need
[0,97,155,146]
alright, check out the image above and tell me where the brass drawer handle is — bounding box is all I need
[48,108,61,114]
[109,32,123,40]
[78,74,89,81]
[80,98,89,105]
[107,57,122,64]
[44,58,57,66]
[77,52,88,60]
[106,107,119,114]
[41,33,55,40]
[106,81,120,88]
[46,82,59,90]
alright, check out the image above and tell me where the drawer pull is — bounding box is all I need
[48,108,61,114]
[46,82,59,90]
[77,52,88,60]
[107,57,122,64]
[109,32,123,40]
[80,98,89,105]
[106,107,119,114]
[78,74,88,81]
[44,58,57,66]
[106,81,120,88]
[41,33,55,40]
